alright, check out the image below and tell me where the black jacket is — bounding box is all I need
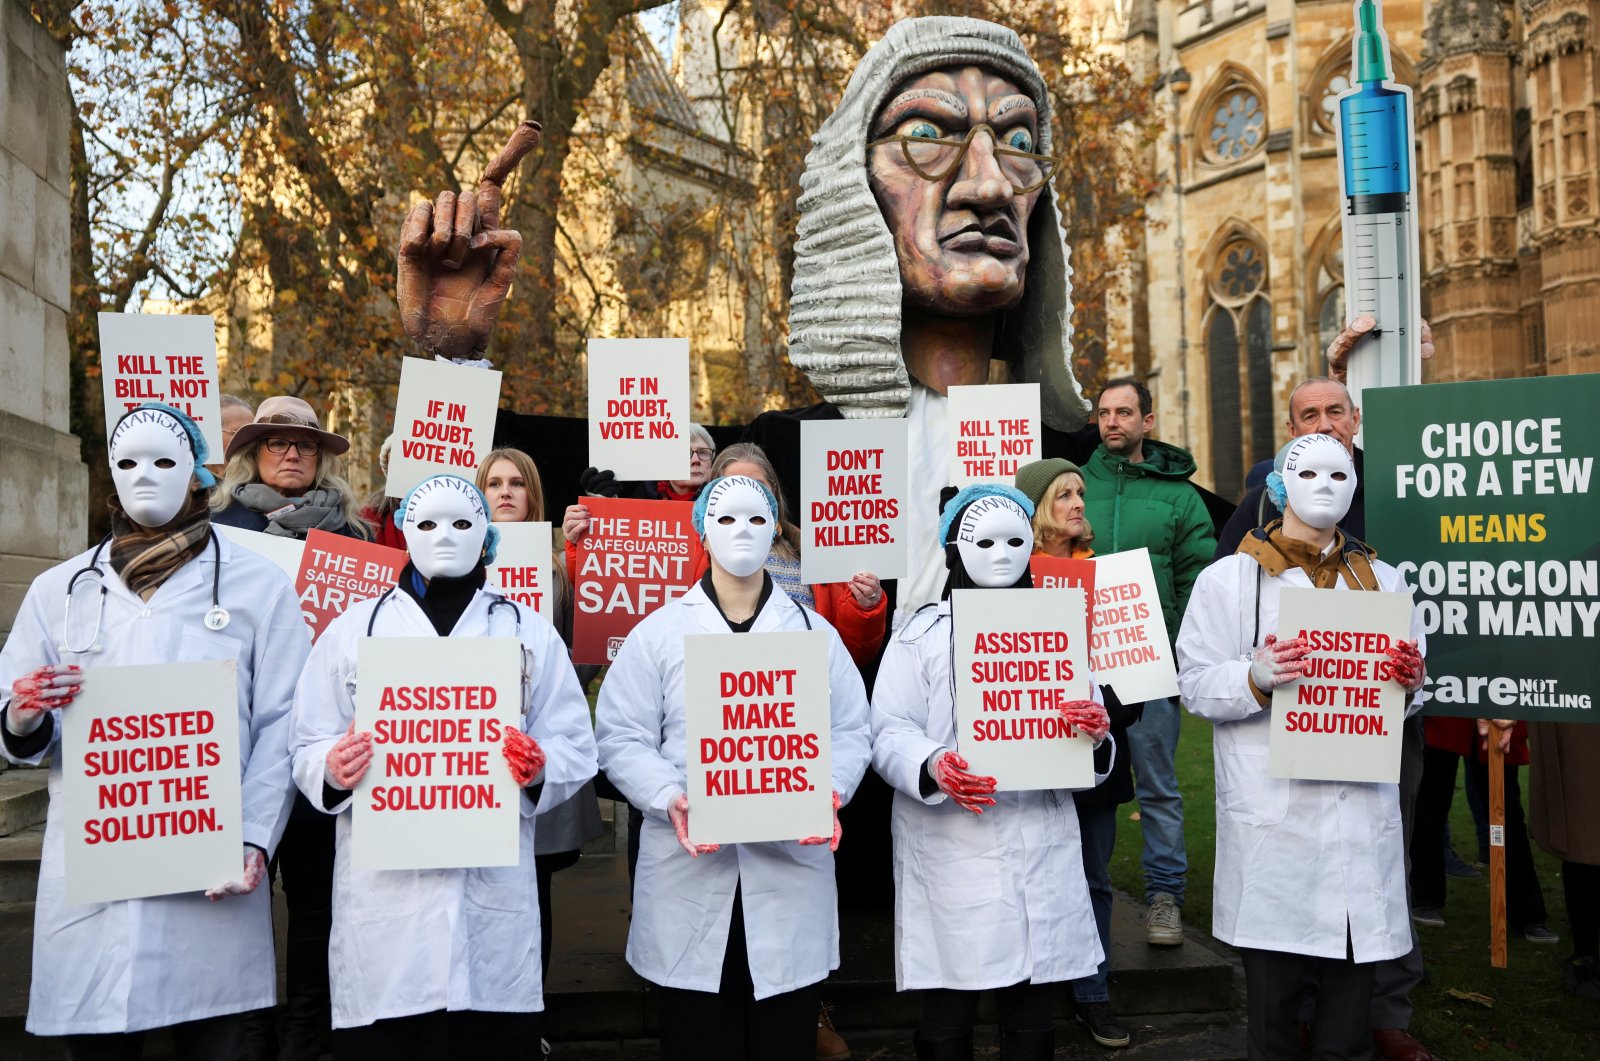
[1212,448,1366,561]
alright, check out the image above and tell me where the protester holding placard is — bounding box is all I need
[1013,458,1138,1048]
[870,483,1112,1061]
[289,474,598,1055]
[710,444,888,668]
[1175,434,1427,1058]
[0,403,309,1057]
[211,393,370,1059]
[594,475,873,1061]
[476,448,604,999]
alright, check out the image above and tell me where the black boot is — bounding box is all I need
[914,1031,975,1061]
[1000,1027,1055,1061]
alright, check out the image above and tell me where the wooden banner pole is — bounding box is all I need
[1488,731,1507,969]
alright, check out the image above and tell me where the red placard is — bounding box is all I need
[572,496,702,664]
[1029,554,1096,611]
[295,529,406,641]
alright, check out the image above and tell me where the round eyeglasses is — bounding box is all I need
[867,124,1060,194]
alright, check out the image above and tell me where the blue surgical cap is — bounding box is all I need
[938,483,1035,545]
[395,474,500,566]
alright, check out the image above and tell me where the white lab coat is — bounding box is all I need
[1175,552,1425,963]
[290,585,598,1028]
[0,534,307,1036]
[871,601,1112,991]
[594,582,872,999]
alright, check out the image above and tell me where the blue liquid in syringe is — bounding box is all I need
[1340,83,1411,206]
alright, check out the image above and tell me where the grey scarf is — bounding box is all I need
[232,483,349,538]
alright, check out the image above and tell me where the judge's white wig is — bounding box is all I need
[787,16,1089,431]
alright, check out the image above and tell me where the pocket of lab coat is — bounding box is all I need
[466,864,532,914]
[1217,746,1290,827]
[344,867,424,923]
[912,812,1005,904]
[178,628,242,663]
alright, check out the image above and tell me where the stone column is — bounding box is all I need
[0,0,86,642]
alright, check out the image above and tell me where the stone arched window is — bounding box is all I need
[1203,232,1274,501]
[1306,38,1418,142]
[1196,67,1269,167]
[1308,217,1346,355]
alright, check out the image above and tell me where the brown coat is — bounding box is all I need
[1529,721,1600,865]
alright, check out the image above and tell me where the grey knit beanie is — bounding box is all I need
[1013,457,1083,508]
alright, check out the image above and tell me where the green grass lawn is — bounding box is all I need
[1109,714,1599,1060]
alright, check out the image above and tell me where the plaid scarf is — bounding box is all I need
[107,489,213,601]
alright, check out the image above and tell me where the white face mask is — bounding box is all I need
[954,497,1034,588]
[110,412,195,528]
[702,477,775,578]
[403,478,490,579]
[1282,433,1357,531]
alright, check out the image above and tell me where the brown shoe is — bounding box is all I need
[817,1001,851,1061]
[1372,1028,1434,1061]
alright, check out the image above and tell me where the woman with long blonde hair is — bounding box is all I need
[211,396,371,541]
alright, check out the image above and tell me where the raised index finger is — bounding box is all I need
[478,120,543,231]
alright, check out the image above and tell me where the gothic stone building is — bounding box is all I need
[1096,0,1595,500]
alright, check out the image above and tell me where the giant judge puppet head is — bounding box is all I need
[787,16,1088,431]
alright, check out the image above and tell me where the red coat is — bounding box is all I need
[1425,715,1529,767]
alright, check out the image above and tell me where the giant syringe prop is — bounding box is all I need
[1336,0,1422,439]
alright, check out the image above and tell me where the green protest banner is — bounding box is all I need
[1365,375,1599,722]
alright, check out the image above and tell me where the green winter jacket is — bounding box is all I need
[1081,439,1218,639]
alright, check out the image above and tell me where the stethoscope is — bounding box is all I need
[348,587,531,709]
[60,530,228,654]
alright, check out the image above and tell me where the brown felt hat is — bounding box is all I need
[225,395,351,460]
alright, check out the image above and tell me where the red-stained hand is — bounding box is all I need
[799,790,844,851]
[7,664,83,734]
[667,793,721,857]
[502,729,546,787]
[1385,639,1425,693]
[326,721,374,790]
[1249,634,1310,693]
[1326,314,1435,383]
[1059,700,1110,743]
[934,751,997,814]
[206,846,268,902]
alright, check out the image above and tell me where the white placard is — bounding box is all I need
[587,338,691,481]
[1087,549,1179,703]
[946,383,1041,487]
[352,637,522,870]
[683,630,834,845]
[952,587,1094,791]
[60,661,242,905]
[98,313,224,458]
[385,357,503,496]
[485,522,556,624]
[800,418,909,584]
[214,524,306,581]
[1269,588,1413,783]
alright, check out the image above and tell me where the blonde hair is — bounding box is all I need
[475,448,547,522]
[211,443,372,540]
[475,447,569,611]
[711,442,800,561]
[1031,470,1093,554]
